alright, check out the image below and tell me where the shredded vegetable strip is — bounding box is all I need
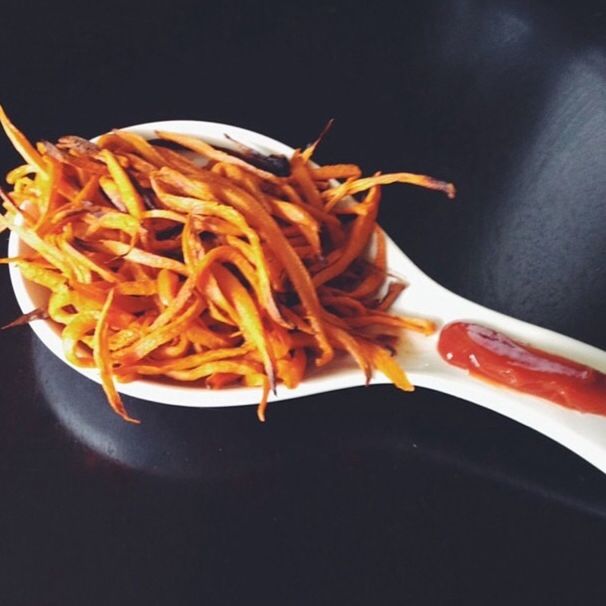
[93,289,140,423]
[0,109,455,422]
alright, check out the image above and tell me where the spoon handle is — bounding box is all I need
[388,245,606,474]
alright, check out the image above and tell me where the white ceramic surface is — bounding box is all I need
[7,120,606,472]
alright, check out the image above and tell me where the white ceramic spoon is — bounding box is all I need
[7,120,606,472]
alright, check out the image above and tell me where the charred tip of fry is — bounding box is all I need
[266,366,277,395]
[423,177,456,199]
[222,133,291,177]
[306,118,335,152]
[385,344,397,357]
[1,307,49,330]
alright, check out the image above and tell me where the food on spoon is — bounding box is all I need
[0,107,454,422]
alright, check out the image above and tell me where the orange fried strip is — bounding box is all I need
[310,164,362,180]
[289,150,323,208]
[323,172,456,211]
[153,167,334,366]
[114,296,203,365]
[110,131,166,166]
[213,265,276,392]
[62,311,98,368]
[312,186,381,287]
[155,131,283,183]
[92,289,140,423]
[0,113,456,423]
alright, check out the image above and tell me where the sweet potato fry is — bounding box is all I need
[99,149,145,219]
[312,186,381,286]
[0,110,454,422]
[155,130,283,183]
[93,289,140,423]
[0,105,47,174]
[323,172,455,211]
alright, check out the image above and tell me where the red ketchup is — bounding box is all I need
[437,322,606,415]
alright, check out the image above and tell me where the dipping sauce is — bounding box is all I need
[437,322,606,415]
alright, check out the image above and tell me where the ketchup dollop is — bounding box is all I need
[437,322,606,414]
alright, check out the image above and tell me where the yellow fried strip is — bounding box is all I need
[97,240,188,276]
[324,172,456,211]
[346,313,436,335]
[213,265,276,391]
[99,149,145,219]
[156,268,180,307]
[0,106,47,174]
[58,238,119,283]
[362,342,413,391]
[0,214,73,276]
[5,259,67,291]
[111,131,165,166]
[62,311,98,368]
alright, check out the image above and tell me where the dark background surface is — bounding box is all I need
[0,1,605,604]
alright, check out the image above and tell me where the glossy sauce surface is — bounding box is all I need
[438,322,606,414]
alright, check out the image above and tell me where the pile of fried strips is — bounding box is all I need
[0,108,455,423]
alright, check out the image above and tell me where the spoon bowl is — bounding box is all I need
[8,120,606,471]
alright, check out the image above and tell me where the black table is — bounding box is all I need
[1,1,605,604]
